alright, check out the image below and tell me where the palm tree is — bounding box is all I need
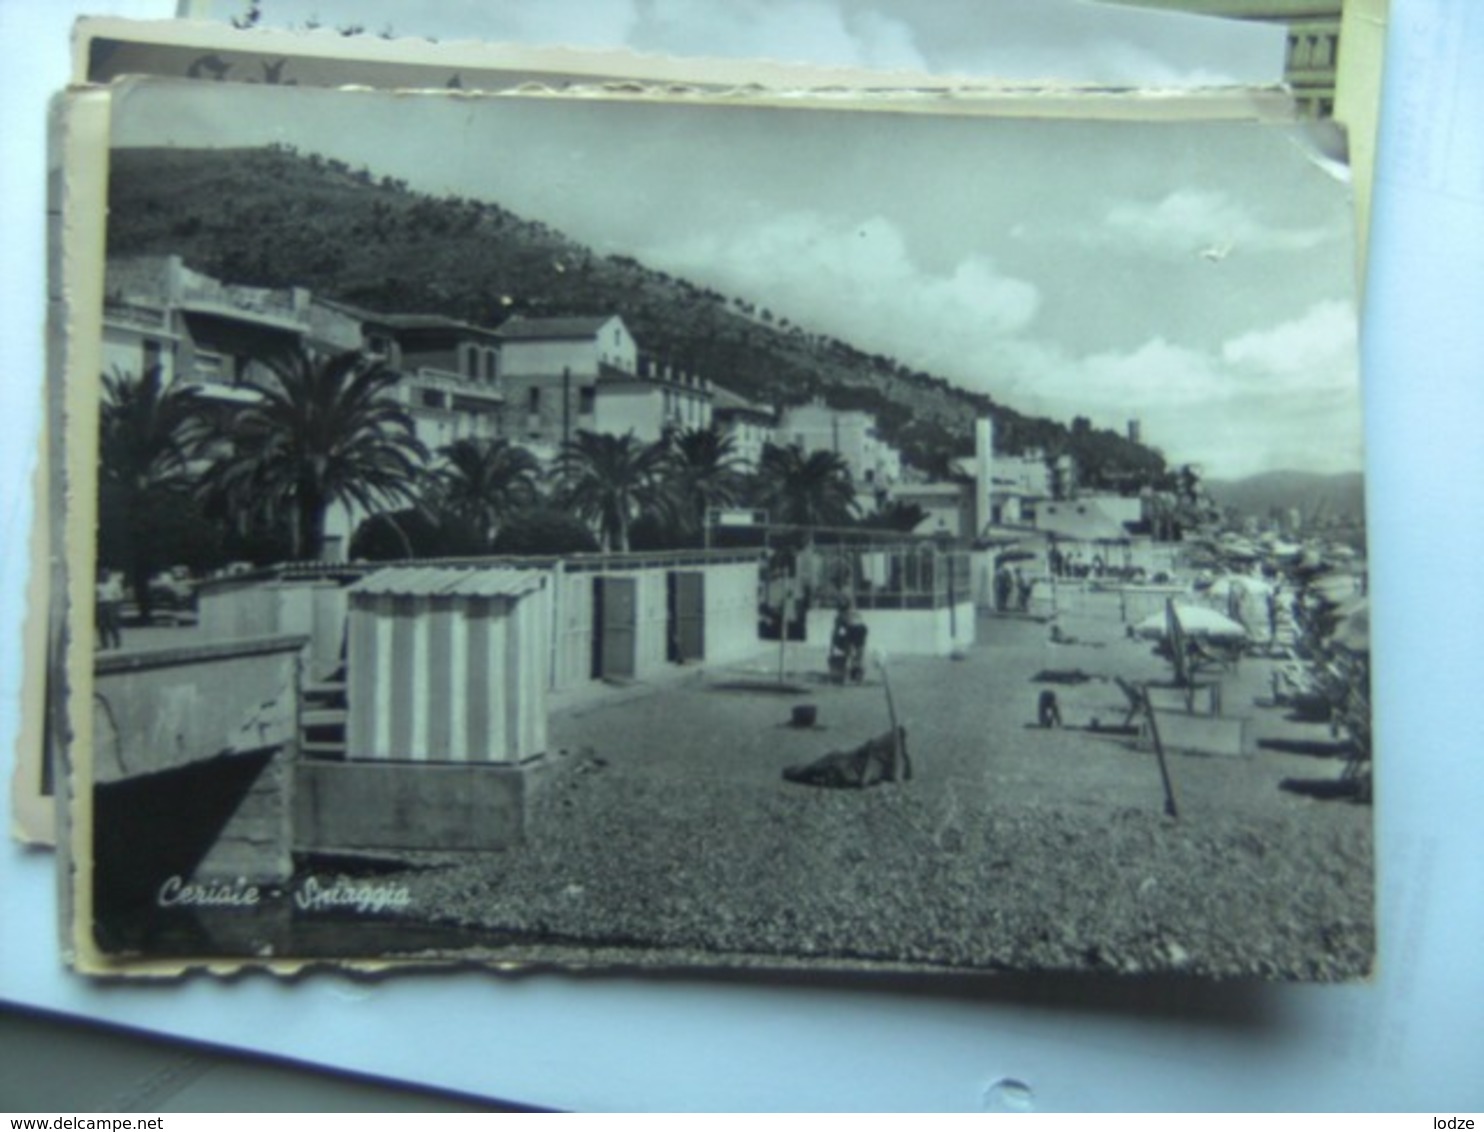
[665,425,746,542]
[98,366,208,621]
[201,346,427,561]
[865,499,927,534]
[555,430,673,552]
[754,443,858,542]
[428,437,542,552]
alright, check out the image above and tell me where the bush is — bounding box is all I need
[492,507,599,556]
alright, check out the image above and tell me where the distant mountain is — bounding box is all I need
[106,145,1171,487]
[1205,471,1366,524]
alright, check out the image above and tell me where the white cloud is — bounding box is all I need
[242,0,1280,83]
[633,0,928,71]
[974,301,1362,478]
[648,210,1360,477]
[841,8,925,70]
[1222,299,1358,386]
[651,210,1040,362]
[949,41,1241,86]
[1100,189,1342,257]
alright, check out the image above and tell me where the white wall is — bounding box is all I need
[702,561,763,665]
[500,336,601,378]
[592,385,662,442]
[806,600,974,657]
[197,577,350,680]
[718,415,773,467]
[551,560,762,690]
[499,317,637,377]
[102,319,178,385]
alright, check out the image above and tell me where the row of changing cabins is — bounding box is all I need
[174,546,974,858]
[194,541,1173,771]
[97,542,1211,894]
[197,550,768,766]
[135,551,771,864]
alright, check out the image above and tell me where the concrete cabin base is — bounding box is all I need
[294,758,539,854]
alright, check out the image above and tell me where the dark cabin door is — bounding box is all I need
[594,576,637,679]
[669,571,705,663]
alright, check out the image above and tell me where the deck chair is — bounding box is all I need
[1114,677,1145,728]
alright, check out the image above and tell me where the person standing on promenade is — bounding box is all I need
[96,567,123,650]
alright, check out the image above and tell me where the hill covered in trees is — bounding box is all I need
[107,144,1170,487]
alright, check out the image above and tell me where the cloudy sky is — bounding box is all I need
[185,0,1285,87]
[112,76,1360,480]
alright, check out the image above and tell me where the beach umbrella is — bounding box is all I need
[1134,604,1249,641]
[1204,575,1274,598]
[1332,598,1370,653]
[1310,572,1362,603]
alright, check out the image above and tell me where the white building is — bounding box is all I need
[888,482,973,539]
[710,385,776,468]
[105,258,505,458]
[322,304,506,454]
[103,255,363,400]
[778,399,902,489]
[496,315,711,446]
[103,257,505,560]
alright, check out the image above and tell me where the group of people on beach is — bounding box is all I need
[1048,546,1106,579]
[993,564,1036,613]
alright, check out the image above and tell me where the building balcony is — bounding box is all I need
[103,302,171,332]
[411,365,470,385]
[408,367,504,405]
[178,280,305,328]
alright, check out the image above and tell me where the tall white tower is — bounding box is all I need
[975,417,994,538]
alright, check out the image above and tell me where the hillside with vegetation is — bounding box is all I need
[107,145,1171,487]
[1205,471,1366,528]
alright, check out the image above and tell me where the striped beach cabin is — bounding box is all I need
[344,566,550,764]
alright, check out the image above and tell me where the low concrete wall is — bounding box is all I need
[94,746,287,921]
[294,759,530,853]
[701,560,765,666]
[198,579,348,680]
[806,601,975,657]
[93,635,306,782]
[90,635,306,912]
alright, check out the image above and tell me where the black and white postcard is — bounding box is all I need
[23,15,963,849]
[64,75,1372,977]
